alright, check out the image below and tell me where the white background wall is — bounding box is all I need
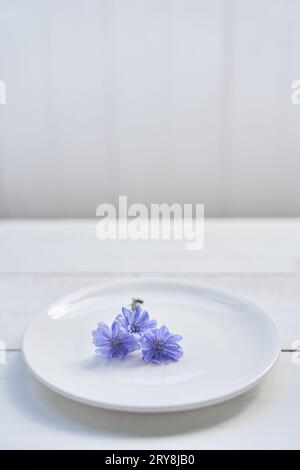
[0,0,299,217]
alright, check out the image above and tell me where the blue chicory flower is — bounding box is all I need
[140,325,183,364]
[115,304,157,338]
[92,320,140,359]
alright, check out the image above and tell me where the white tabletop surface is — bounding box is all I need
[0,218,300,450]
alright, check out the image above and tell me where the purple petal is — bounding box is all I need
[145,319,157,330]
[142,330,155,342]
[111,320,120,336]
[165,334,183,344]
[138,310,149,324]
[97,322,111,338]
[142,349,154,362]
[163,346,183,360]
[158,325,169,340]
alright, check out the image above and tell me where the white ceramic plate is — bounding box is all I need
[22,278,280,413]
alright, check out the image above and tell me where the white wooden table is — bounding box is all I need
[1,219,300,450]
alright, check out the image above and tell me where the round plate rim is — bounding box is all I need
[22,277,281,413]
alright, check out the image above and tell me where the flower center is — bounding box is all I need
[153,340,165,352]
[111,337,121,348]
[130,323,140,334]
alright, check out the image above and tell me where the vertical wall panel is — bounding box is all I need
[227,0,300,216]
[0,0,117,217]
[46,0,119,216]
[0,0,61,217]
[0,0,300,217]
[115,0,225,213]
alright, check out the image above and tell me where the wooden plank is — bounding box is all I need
[0,221,298,448]
[1,219,300,274]
[0,352,299,449]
